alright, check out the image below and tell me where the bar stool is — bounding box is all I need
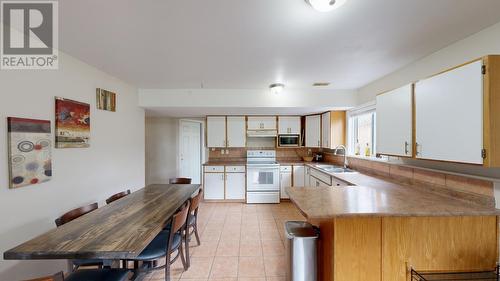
[130,201,191,281]
[106,190,131,204]
[55,203,104,271]
[24,269,129,281]
[169,178,192,184]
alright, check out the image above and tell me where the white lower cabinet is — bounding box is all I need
[292,165,305,187]
[280,166,292,199]
[204,172,225,200]
[225,172,246,200]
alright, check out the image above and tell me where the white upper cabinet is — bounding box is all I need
[247,116,276,130]
[376,84,413,157]
[278,116,301,135]
[321,112,331,148]
[226,116,246,147]
[415,60,484,164]
[206,116,226,148]
[305,115,321,147]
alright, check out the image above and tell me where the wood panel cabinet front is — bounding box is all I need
[226,116,246,147]
[415,60,483,164]
[206,116,226,148]
[306,115,321,147]
[376,84,413,157]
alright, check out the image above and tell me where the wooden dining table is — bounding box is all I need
[3,184,200,261]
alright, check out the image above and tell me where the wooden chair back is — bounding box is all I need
[55,203,98,227]
[169,178,192,184]
[105,189,131,204]
[189,188,203,214]
[23,271,64,281]
[171,201,190,233]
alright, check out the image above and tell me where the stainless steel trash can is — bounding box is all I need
[285,221,320,281]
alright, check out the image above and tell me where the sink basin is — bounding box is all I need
[315,165,356,174]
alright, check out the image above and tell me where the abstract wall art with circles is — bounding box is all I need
[7,117,52,189]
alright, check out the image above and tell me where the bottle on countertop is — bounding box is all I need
[365,143,371,157]
[355,140,361,156]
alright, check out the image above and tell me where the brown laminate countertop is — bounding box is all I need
[287,164,500,219]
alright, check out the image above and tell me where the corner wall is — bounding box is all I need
[0,52,145,280]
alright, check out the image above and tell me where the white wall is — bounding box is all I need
[145,117,207,185]
[358,21,500,103]
[0,52,145,280]
[145,117,179,184]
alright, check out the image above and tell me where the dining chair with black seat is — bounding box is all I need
[186,188,203,247]
[54,203,104,271]
[23,269,130,281]
[106,189,131,204]
[169,178,192,184]
[129,201,190,281]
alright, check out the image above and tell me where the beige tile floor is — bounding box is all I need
[146,201,306,281]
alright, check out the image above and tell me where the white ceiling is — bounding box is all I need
[59,0,500,90]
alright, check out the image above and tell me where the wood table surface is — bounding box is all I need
[3,184,200,260]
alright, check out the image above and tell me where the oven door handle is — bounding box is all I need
[247,166,280,169]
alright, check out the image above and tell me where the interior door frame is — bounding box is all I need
[178,119,205,184]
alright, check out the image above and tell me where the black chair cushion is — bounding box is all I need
[187,214,195,226]
[135,230,181,261]
[65,269,129,281]
[72,259,103,266]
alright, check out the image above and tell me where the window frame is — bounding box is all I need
[347,102,377,157]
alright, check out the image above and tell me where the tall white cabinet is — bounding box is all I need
[376,84,413,157]
[305,115,321,147]
[226,116,246,147]
[415,60,484,164]
[321,112,331,148]
[206,116,226,148]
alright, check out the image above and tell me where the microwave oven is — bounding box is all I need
[278,134,300,147]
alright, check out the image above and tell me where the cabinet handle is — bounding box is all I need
[404,141,409,155]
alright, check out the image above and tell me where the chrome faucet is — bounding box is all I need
[334,145,348,169]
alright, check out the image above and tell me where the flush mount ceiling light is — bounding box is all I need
[269,83,285,94]
[306,0,347,12]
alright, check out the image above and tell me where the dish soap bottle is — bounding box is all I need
[355,140,361,155]
[365,143,371,157]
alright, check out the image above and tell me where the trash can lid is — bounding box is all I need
[285,221,319,238]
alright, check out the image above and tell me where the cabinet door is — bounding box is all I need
[279,116,301,134]
[225,173,245,200]
[415,60,483,164]
[376,84,413,157]
[207,116,226,148]
[204,173,225,200]
[306,115,321,147]
[226,116,246,147]
[321,112,331,148]
[293,166,305,187]
[247,116,276,130]
[280,172,292,199]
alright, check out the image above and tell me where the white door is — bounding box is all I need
[306,115,321,147]
[415,60,483,164]
[225,173,245,200]
[321,112,331,149]
[376,84,413,157]
[278,116,301,134]
[207,116,226,148]
[226,116,246,147]
[179,120,202,184]
[280,172,292,199]
[204,173,225,200]
[292,165,305,187]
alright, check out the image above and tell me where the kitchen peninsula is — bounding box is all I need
[287,164,500,281]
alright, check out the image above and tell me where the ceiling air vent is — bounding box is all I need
[313,82,331,87]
